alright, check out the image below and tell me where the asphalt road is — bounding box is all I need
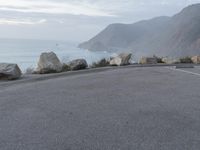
[1,66,200,150]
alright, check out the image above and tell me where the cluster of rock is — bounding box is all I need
[35,52,88,74]
[35,52,133,74]
[0,51,133,80]
[3,51,200,81]
[139,55,200,64]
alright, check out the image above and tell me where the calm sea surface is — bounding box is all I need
[0,38,113,72]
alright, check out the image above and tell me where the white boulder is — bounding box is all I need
[36,52,62,74]
[191,56,200,64]
[162,57,180,64]
[110,53,132,66]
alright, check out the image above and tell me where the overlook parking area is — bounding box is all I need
[0,66,200,150]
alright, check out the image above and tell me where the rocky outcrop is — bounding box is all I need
[139,57,157,64]
[0,63,22,80]
[36,52,63,74]
[69,59,88,70]
[110,53,132,66]
[191,56,200,64]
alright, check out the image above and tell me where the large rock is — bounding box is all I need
[110,53,132,66]
[69,59,88,70]
[0,63,22,80]
[191,56,200,64]
[139,57,158,64]
[161,57,180,64]
[36,52,62,74]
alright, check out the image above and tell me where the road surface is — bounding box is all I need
[0,66,200,150]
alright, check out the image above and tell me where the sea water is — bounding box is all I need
[0,38,113,72]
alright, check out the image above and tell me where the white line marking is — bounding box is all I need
[167,67,200,77]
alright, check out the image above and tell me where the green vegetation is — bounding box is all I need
[25,67,35,74]
[91,58,110,68]
[153,55,164,63]
[179,57,193,63]
[156,57,164,63]
[62,63,71,72]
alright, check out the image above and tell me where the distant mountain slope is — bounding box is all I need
[79,4,200,58]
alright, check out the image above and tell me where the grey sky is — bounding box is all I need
[0,0,200,42]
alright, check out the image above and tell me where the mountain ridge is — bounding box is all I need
[79,4,200,58]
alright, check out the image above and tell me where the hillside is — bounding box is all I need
[79,4,200,58]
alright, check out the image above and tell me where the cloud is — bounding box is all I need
[0,0,200,40]
[1,0,200,19]
[0,0,115,17]
[0,18,46,25]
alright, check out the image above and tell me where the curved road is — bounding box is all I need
[0,67,200,150]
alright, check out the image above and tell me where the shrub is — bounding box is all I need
[91,58,110,68]
[153,55,164,63]
[62,63,71,72]
[179,56,193,63]
[25,67,35,74]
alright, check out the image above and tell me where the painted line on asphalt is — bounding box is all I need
[167,67,200,77]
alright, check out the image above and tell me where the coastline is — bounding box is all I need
[0,38,112,72]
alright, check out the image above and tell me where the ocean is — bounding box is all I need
[0,38,113,72]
